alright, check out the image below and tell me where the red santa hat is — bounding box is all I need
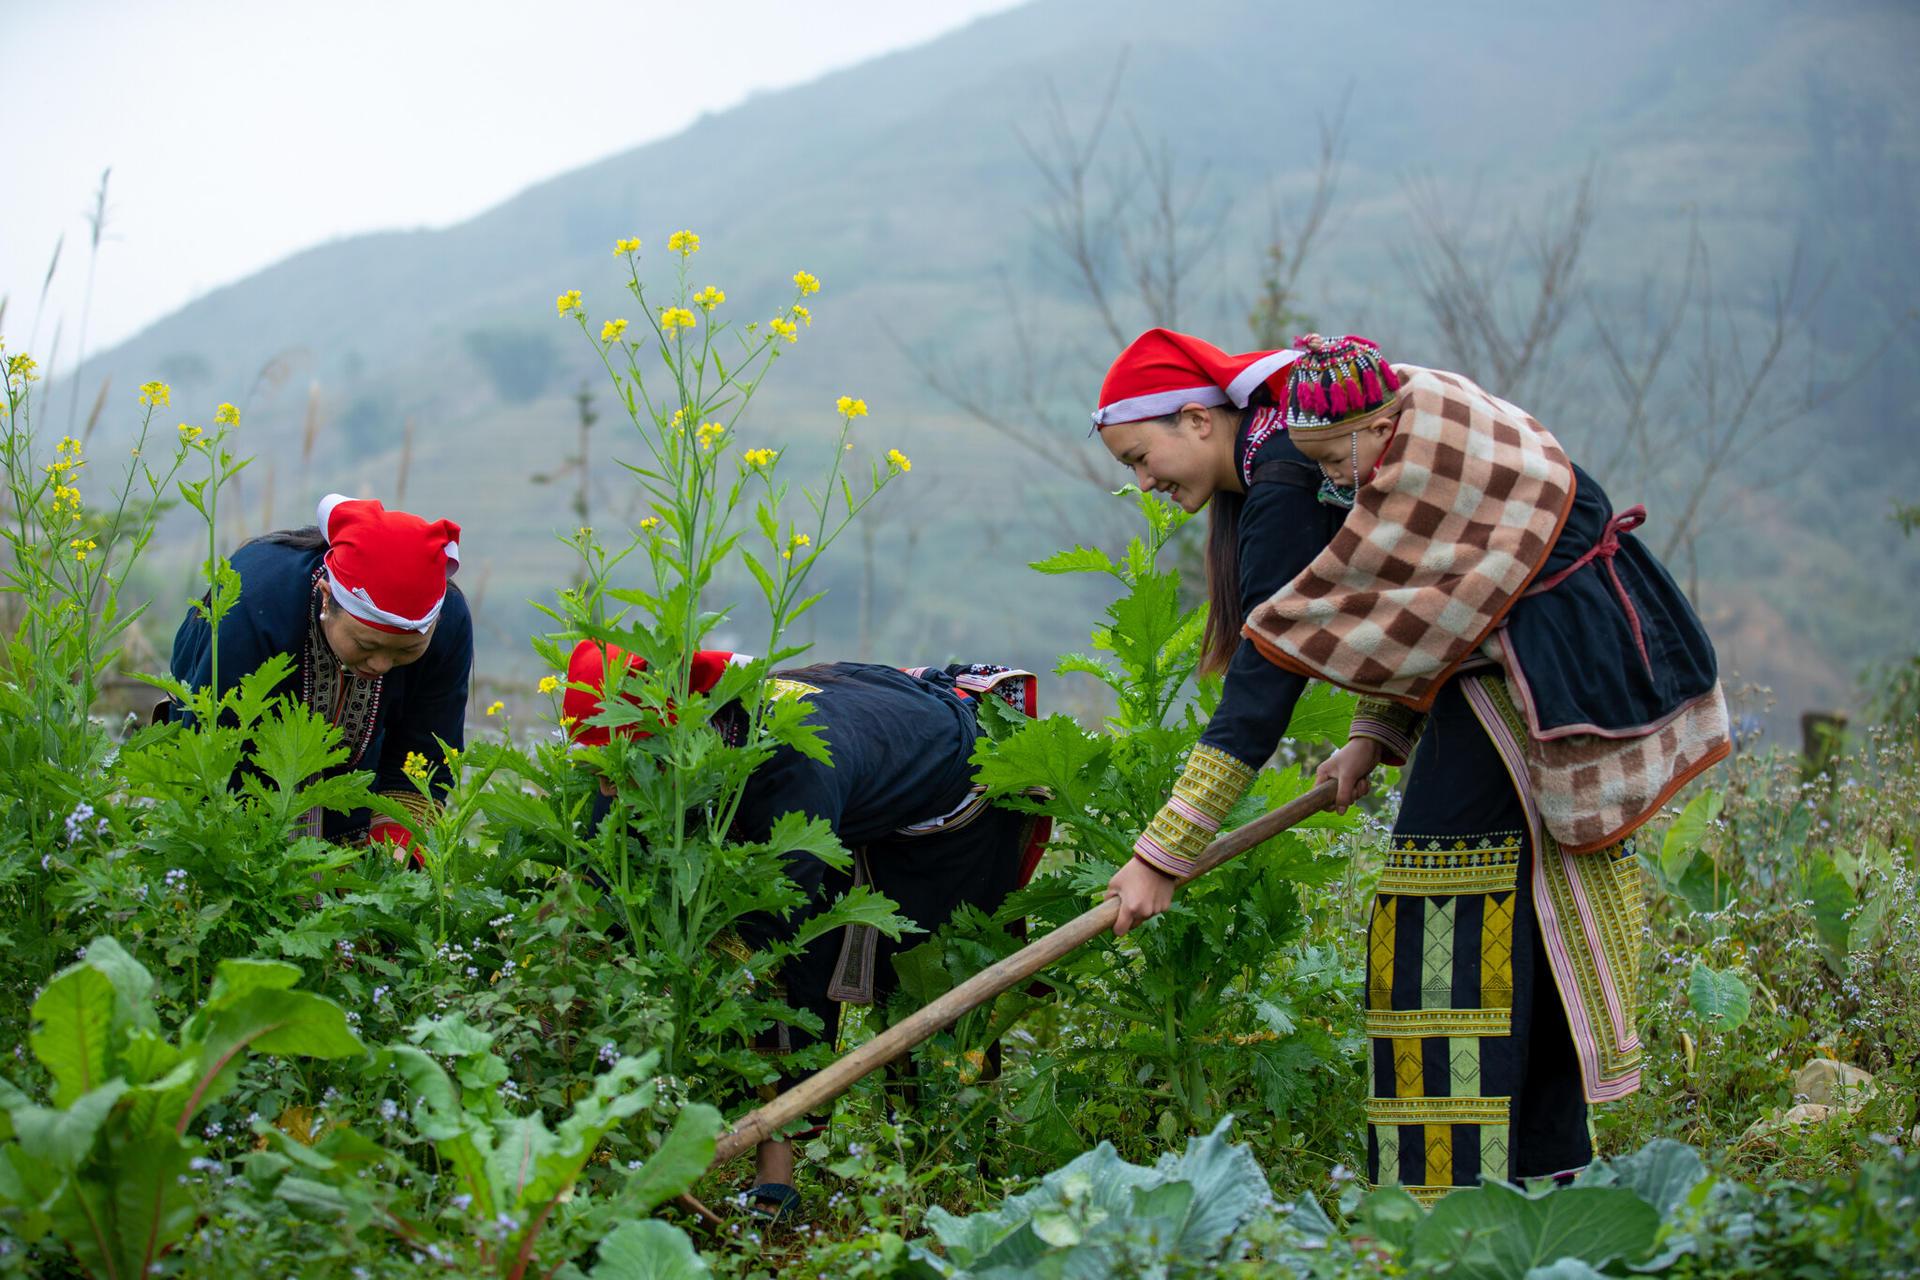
[1091,328,1304,429]
[318,494,460,634]
[563,640,749,746]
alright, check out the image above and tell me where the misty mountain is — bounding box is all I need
[64,0,1920,731]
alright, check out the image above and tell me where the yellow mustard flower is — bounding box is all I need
[613,237,642,255]
[659,306,697,335]
[561,715,578,729]
[401,750,431,783]
[792,304,811,327]
[600,318,629,343]
[695,421,725,451]
[742,447,778,467]
[57,435,81,456]
[792,270,820,296]
[137,380,171,407]
[640,516,661,530]
[213,402,240,426]
[485,700,505,716]
[177,424,204,444]
[70,537,98,563]
[669,408,686,429]
[6,353,40,385]
[556,289,583,317]
[789,532,811,549]
[887,449,913,473]
[768,316,798,343]
[538,675,561,694]
[835,396,869,419]
[667,230,701,256]
[694,285,726,311]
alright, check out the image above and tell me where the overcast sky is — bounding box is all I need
[0,0,1025,371]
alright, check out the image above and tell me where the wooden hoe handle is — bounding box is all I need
[707,780,1338,1169]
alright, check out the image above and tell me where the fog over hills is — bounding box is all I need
[67,0,1920,733]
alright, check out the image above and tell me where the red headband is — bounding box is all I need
[563,641,746,746]
[319,494,460,634]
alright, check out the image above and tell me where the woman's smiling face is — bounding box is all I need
[1098,404,1236,512]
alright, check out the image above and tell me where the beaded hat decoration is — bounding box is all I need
[1281,333,1402,439]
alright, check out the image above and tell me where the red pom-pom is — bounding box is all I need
[1380,362,1400,392]
[1328,379,1349,417]
[1360,364,1382,404]
[1294,332,1327,352]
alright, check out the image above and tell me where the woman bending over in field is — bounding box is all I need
[166,494,472,856]
[564,641,1049,1221]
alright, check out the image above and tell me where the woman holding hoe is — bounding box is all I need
[1094,330,1728,1198]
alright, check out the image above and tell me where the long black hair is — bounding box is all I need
[1200,488,1245,677]
[242,525,327,552]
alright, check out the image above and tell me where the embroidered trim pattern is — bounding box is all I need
[766,678,821,702]
[1238,405,1285,488]
[1365,1008,1513,1039]
[301,569,383,768]
[1134,744,1257,877]
[1465,672,1645,1103]
[1377,833,1523,896]
[1351,695,1424,766]
[1365,1095,1512,1125]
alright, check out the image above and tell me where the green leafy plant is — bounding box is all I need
[497,237,918,1103]
[0,937,364,1279]
[968,487,1363,1156]
[256,1011,720,1279]
[906,1118,1271,1278]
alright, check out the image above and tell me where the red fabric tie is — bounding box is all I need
[1525,505,1651,673]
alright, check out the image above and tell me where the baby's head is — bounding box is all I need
[1281,334,1405,492]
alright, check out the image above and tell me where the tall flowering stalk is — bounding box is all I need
[174,402,249,701]
[0,348,192,984]
[534,234,916,1088]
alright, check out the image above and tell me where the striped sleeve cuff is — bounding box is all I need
[1133,744,1257,878]
[1350,697,1422,767]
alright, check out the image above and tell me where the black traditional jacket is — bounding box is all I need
[167,539,473,838]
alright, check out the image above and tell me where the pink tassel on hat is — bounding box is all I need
[1328,378,1349,417]
[1360,364,1382,405]
[1380,362,1400,392]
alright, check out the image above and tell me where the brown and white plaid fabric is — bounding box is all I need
[1522,682,1732,854]
[1244,366,1574,711]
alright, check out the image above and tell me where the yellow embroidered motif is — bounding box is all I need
[1393,1038,1424,1097]
[1368,895,1397,1011]
[1425,1124,1454,1188]
[1481,894,1516,1011]
[766,678,821,702]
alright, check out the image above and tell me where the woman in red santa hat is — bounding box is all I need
[1089,328,1344,926]
[167,493,472,852]
[1092,329,1726,1199]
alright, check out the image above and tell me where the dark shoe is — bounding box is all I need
[745,1182,801,1224]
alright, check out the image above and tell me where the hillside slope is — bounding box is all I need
[67,0,1920,729]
